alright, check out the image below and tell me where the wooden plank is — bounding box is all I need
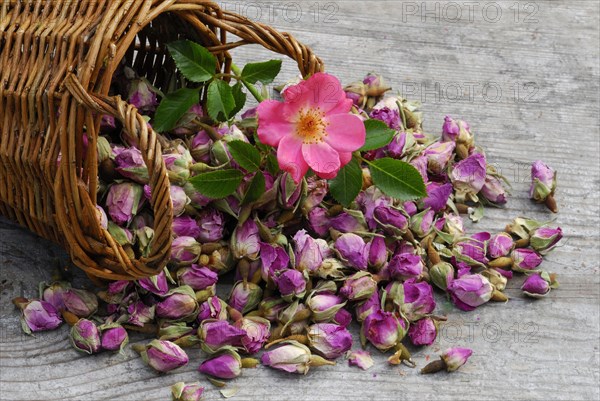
[1,1,598,400]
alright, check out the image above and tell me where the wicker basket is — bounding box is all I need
[0,0,324,280]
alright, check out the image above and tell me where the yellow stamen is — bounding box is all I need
[295,108,328,144]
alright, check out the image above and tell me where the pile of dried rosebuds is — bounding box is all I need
[12,40,562,400]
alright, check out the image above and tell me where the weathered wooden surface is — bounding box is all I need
[1,1,599,400]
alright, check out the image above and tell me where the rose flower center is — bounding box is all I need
[296,108,328,144]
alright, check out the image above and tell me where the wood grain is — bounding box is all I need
[1,1,599,400]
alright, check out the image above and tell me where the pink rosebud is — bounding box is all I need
[137,270,169,296]
[234,316,271,354]
[294,231,327,272]
[127,301,155,327]
[488,232,514,258]
[63,288,98,318]
[198,349,242,379]
[302,177,329,214]
[511,248,543,273]
[424,141,455,174]
[258,73,366,183]
[231,219,260,260]
[196,208,225,243]
[450,153,486,195]
[258,297,288,322]
[172,215,201,239]
[403,201,418,216]
[355,291,381,323]
[368,236,388,270]
[307,323,353,359]
[128,78,158,113]
[481,175,507,204]
[447,274,493,311]
[197,296,228,322]
[308,207,331,237]
[169,185,190,217]
[228,281,263,314]
[260,341,312,374]
[260,243,290,281]
[307,293,347,322]
[190,130,213,163]
[340,272,377,301]
[370,107,401,129]
[388,253,424,281]
[177,265,218,291]
[356,186,393,230]
[100,324,129,352]
[330,211,367,233]
[106,182,143,226]
[70,318,101,354]
[409,208,435,237]
[334,233,369,270]
[275,269,307,300]
[529,160,556,202]
[347,349,374,370]
[408,317,437,346]
[183,182,212,209]
[41,281,70,311]
[454,233,490,265]
[361,309,407,351]
[156,286,199,321]
[529,226,562,254]
[441,347,472,371]
[386,132,407,158]
[140,340,189,372]
[410,155,429,182]
[163,152,192,184]
[423,182,453,212]
[373,205,408,236]
[402,279,436,320]
[521,271,558,298]
[441,115,460,142]
[333,308,353,327]
[171,236,201,266]
[13,298,62,334]
[171,382,204,401]
[114,147,148,184]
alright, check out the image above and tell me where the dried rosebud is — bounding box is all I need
[302,177,328,215]
[278,172,303,210]
[373,205,408,236]
[168,185,190,217]
[107,221,134,247]
[361,310,407,351]
[171,382,204,401]
[447,274,493,311]
[511,248,543,273]
[356,186,392,230]
[368,236,388,270]
[231,219,260,260]
[529,226,563,254]
[198,348,242,379]
[260,341,312,374]
[177,264,218,291]
[234,316,271,354]
[423,182,453,213]
[481,268,508,291]
[428,260,454,289]
[424,141,455,174]
[308,323,353,359]
[13,298,62,334]
[198,320,245,354]
[330,210,368,233]
[505,217,542,241]
[410,155,428,182]
[106,182,143,226]
[307,292,347,322]
[334,233,369,270]
[355,291,381,323]
[183,182,211,209]
[333,308,352,328]
[522,271,558,298]
[63,288,98,318]
[197,208,225,243]
[114,147,148,184]
[370,106,401,130]
[441,347,472,371]
[443,212,465,240]
[258,297,288,322]
[156,286,199,322]
[408,317,438,346]
[171,236,202,266]
[529,160,557,202]
[481,174,507,205]
[70,319,101,354]
[100,323,128,352]
[410,208,435,238]
[40,281,71,311]
[260,242,290,281]
[158,322,194,341]
[228,281,263,314]
[441,116,460,142]
[163,152,192,185]
[294,230,329,272]
[139,340,189,372]
[308,207,331,237]
[450,153,486,200]
[197,296,228,322]
[340,272,377,301]
[138,270,170,296]
[127,301,155,327]
[190,130,213,164]
[402,279,436,320]
[347,349,374,370]
[95,205,108,230]
[274,269,307,301]
[454,232,490,266]
[128,77,158,113]
[172,215,201,239]
[388,253,424,281]
[488,232,514,259]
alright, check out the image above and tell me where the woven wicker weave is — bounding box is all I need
[0,0,324,280]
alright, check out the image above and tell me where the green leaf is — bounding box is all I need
[360,119,396,151]
[227,140,261,172]
[228,82,247,119]
[242,171,266,204]
[153,88,199,132]
[241,60,282,84]
[368,158,427,201]
[207,80,235,122]
[188,169,244,199]
[167,40,216,82]
[266,153,280,175]
[329,158,363,206]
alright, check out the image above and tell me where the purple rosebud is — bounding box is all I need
[424,141,455,174]
[183,182,212,209]
[373,205,408,236]
[190,130,213,163]
[333,308,353,327]
[156,286,199,321]
[137,270,169,296]
[488,232,514,259]
[196,208,225,243]
[361,310,407,351]
[454,234,490,265]
[402,279,436,320]
[403,201,418,216]
[169,185,190,217]
[368,236,388,270]
[198,349,242,379]
[14,298,62,334]
[307,292,346,322]
[408,317,438,346]
[339,272,377,301]
[260,341,312,374]
[63,288,98,318]
[128,78,158,113]
[442,115,460,142]
[260,242,290,281]
[234,316,271,354]
[177,264,218,291]
[410,155,429,182]
[106,182,143,226]
[450,153,487,195]
[447,274,493,311]
[163,152,192,184]
[347,350,374,370]
[127,301,155,327]
[529,226,563,254]
[171,236,202,266]
[423,182,453,212]
[275,269,307,300]
[172,215,201,239]
[481,175,507,204]
[171,382,204,401]
[241,107,257,119]
[197,296,228,322]
[330,211,366,233]
[308,207,331,237]
[101,324,129,352]
[409,208,435,238]
[441,347,472,371]
[386,132,407,158]
[522,271,558,298]
[41,281,70,311]
[278,172,303,208]
[294,231,328,272]
[231,219,260,260]
[307,323,353,359]
[70,318,101,354]
[228,281,262,314]
[198,319,246,354]
[355,291,381,322]
[388,253,424,281]
[334,233,369,270]
[302,177,329,214]
[529,160,556,201]
[140,340,189,372]
[356,186,392,230]
[370,107,401,129]
[114,147,148,184]
[511,248,543,273]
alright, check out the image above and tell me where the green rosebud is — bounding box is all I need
[505,217,543,241]
[171,382,204,401]
[429,262,455,291]
[481,269,508,292]
[529,226,563,255]
[70,318,101,354]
